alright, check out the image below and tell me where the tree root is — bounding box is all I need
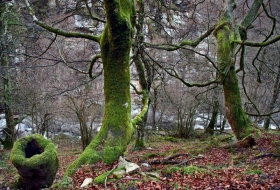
[223,135,256,149]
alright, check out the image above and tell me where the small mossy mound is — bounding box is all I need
[10,134,59,190]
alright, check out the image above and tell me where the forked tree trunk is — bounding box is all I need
[214,0,261,140]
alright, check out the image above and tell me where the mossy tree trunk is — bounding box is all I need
[215,18,250,140]
[133,0,154,148]
[65,0,137,176]
[0,2,15,149]
[214,0,262,140]
[145,0,266,140]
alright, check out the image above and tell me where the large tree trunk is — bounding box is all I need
[65,0,136,176]
[223,65,251,139]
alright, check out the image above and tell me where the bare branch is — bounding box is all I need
[234,35,280,47]
[144,25,216,50]
[24,0,100,42]
[130,83,142,95]
[246,110,280,117]
[89,54,102,78]
[39,34,57,56]
[82,0,106,23]
[144,50,220,88]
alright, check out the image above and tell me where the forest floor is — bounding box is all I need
[1,129,280,189]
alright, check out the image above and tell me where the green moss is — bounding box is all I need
[135,138,145,148]
[164,136,178,143]
[65,139,102,176]
[131,91,149,128]
[162,166,181,174]
[246,169,262,175]
[216,27,231,72]
[163,165,208,175]
[94,167,125,184]
[214,19,253,140]
[10,134,58,170]
[141,152,160,160]
[183,166,207,175]
[53,176,73,189]
[103,146,123,164]
[10,134,59,188]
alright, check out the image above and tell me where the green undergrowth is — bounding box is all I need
[163,165,209,175]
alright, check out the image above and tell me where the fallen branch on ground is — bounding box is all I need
[253,153,279,159]
[148,154,204,166]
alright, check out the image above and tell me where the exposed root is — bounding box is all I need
[223,135,256,149]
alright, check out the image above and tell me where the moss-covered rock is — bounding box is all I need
[10,134,59,189]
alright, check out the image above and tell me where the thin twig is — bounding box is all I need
[175,156,204,166]
[104,164,118,188]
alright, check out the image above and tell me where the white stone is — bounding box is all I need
[80,178,93,188]
[141,163,151,168]
[117,156,129,169]
[125,162,140,174]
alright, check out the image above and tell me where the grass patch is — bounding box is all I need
[245,169,262,175]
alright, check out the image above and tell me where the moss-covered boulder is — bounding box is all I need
[10,134,59,190]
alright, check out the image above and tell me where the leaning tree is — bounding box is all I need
[145,0,280,140]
